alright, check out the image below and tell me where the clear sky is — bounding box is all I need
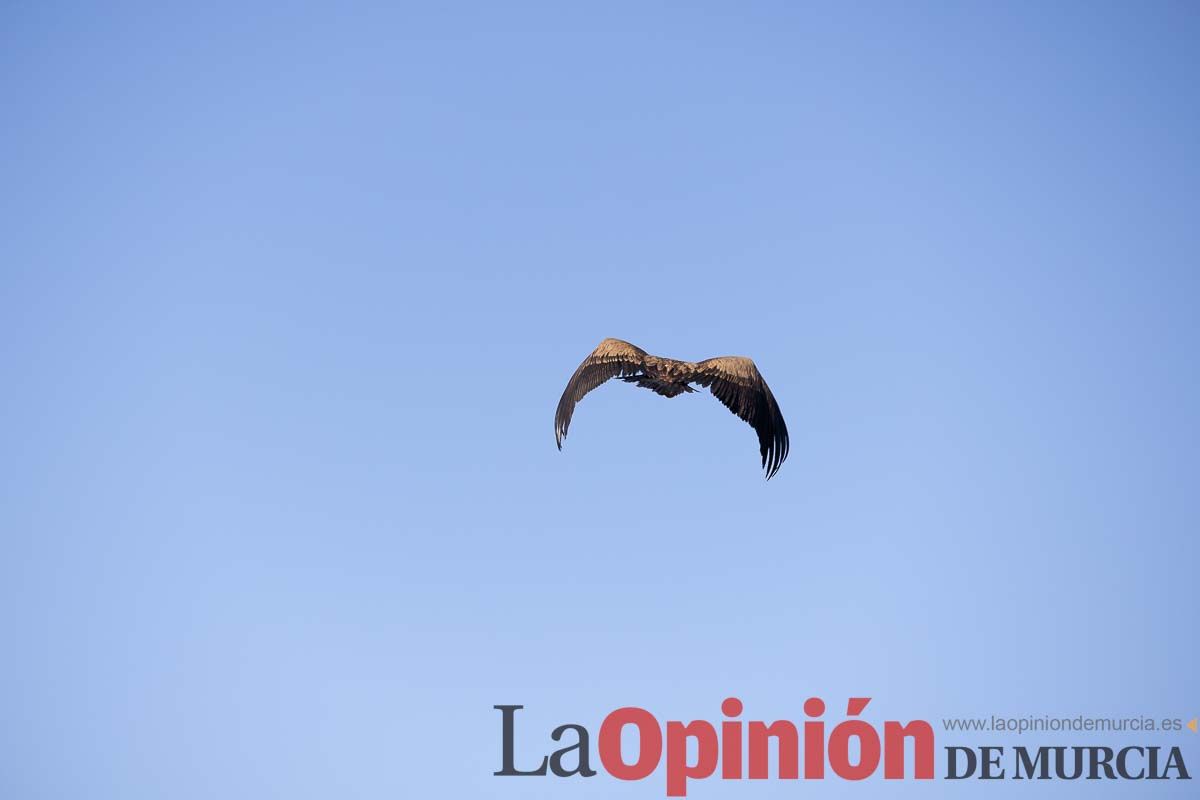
[2,2,1198,798]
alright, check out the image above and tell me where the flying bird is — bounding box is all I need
[554,338,789,478]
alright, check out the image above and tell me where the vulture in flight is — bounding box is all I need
[555,338,789,479]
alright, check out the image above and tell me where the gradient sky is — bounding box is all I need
[2,3,1198,798]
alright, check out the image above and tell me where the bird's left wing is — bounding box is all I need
[555,338,649,449]
[690,356,790,479]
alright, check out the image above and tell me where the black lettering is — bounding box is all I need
[1163,747,1190,780]
[1117,746,1145,779]
[494,705,549,776]
[549,724,596,777]
[1014,747,1051,779]
[945,747,977,779]
[980,746,1005,779]
[1055,746,1083,779]
[1088,746,1115,779]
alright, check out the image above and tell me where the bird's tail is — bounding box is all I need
[619,375,695,397]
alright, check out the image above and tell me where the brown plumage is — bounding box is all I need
[554,338,790,479]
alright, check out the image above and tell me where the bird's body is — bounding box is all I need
[618,354,697,397]
[554,338,789,478]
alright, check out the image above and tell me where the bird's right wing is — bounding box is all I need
[690,356,789,479]
[555,338,648,449]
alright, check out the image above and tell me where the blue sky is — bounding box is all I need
[2,3,1198,798]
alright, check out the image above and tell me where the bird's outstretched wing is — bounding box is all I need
[555,338,649,449]
[689,356,789,479]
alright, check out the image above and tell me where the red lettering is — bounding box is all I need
[598,707,662,781]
